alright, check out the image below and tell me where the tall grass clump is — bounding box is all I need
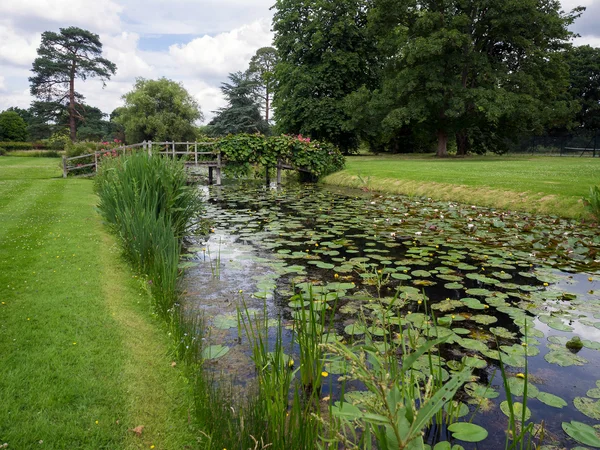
[584,185,600,221]
[95,152,203,315]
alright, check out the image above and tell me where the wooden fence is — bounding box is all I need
[62,140,300,185]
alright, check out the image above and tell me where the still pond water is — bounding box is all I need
[182,181,600,449]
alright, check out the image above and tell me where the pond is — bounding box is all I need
[182,181,600,449]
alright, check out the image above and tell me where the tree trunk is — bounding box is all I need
[456,130,470,156]
[265,86,270,123]
[69,65,76,142]
[436,129,448,157]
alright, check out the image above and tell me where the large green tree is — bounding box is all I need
[209,72,268,136]
[272,0,380,152]
[114,78,203,143]
[348,0,582,156]
[29,27,116,142]
[0,111,28,141]
[246,47,278,123]
[566,45,600,131]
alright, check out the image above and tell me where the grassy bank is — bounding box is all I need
[0,157,195,449]
[323,155,600,218]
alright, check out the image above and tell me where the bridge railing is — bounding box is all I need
[62,141,220,178]
[61,140,297,186]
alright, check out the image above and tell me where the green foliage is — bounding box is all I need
[47,131,70,150]
[272,0,380,153]
[326,326,472,448]
[94,153,203,315]
[115,77,203,143]
[208,72,268,136]
[246,46,278,123]
[347,0,582,156]
[584,185,600,221]
[0,141,44,151]
[65,141,99,158]
[215,133,345,178]
[29,27,116,142]
[566,45,600,131]
[0,111,28,141]
[0,147,5,156]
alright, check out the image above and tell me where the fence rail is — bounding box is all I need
[62,140,298,185]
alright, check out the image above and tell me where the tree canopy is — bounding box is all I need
[29,27,116,142]
[209,72,268,136]
[272,0,380,153]
[0,111,28,141]
[114,78,203,143]
[246,47,278,123]
[566,45,600,131]
[345,0,583,156]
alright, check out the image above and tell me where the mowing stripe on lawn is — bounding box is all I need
[0,158,196,449]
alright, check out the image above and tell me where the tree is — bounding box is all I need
[209,72,269,136]
[114,78,203,143]
[353,0,583,156]
[566,45,600,131]
[272,0,380,152]
[29,27,116,142]
[0,111,28,141]
[75,105,116,141]
[246,47,278,123]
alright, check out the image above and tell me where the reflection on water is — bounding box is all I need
[183,181,600,448]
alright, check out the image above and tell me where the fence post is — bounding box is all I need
[194,142,198,165]
[172,141,175,158]
[94,152,98,173]
[216,152,222,185]
[62,155,67,178]
[148,141,153,157]
[277,159,282,185]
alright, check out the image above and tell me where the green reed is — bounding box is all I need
[94,152,203,315]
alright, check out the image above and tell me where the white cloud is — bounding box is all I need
[169,19,273,77]
[100,32,154,80]
[0,0,123,34]
[0,23,40,67]
[575,35,600,47]
[0,88,32,111]
[0,76,5,91]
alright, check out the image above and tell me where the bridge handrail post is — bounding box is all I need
[194,141,198,164]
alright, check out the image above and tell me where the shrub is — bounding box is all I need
[0,147,6,156]
[65,141,98,158]
[215,133,345,179]
[95,153,203,315]
[47,132,70,150]
[0,141,47,151]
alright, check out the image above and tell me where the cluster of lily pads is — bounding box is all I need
[189,183,600,448]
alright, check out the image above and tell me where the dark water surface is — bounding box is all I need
[182,181,600,448]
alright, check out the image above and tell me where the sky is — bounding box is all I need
[0,0,599,123]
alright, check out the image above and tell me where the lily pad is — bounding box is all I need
[447,422,488,443]
[574,397,600,420]
[544,350,588,367]
[536,391,567,408]
[465,382,499,399]
[202,345,230,360]
[213,314,238,329]
[500,401,531,421]
[562,420,600,448]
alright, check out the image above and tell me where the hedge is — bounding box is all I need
[0,142,49,151]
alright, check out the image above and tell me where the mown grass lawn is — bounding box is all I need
[0,157,196,449]
[323,154,600,218]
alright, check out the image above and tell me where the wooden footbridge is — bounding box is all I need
[62,140,303,184]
